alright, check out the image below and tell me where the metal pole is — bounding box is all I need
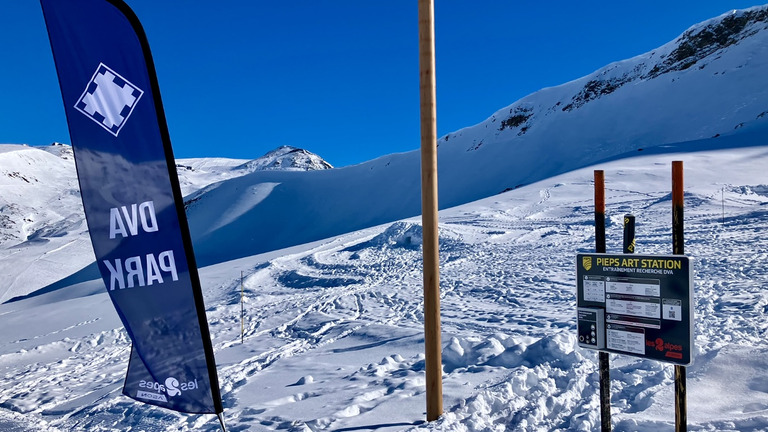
[594,170,611,432]
[217,412,228,432]
[241,271,244,344]
[672,161,687,432]
[419,0,443,422]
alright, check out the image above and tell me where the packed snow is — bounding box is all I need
[3,4,768,432]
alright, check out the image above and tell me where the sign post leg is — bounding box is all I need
[599,351,611,431]
[672,161,687,432]
[594,170,611,432]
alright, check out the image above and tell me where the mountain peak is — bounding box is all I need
[440,4,768,159]
[651,6,768,78]
[557,5,768,114]
[235,145,333,172]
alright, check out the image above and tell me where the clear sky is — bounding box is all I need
[0,1,763,167]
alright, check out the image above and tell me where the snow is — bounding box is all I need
[4,144,768,431]
[3,5,768,431]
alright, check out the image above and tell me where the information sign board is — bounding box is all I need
[576,253,694,365]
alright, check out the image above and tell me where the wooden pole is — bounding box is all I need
[419,0,443,422]
[672,161,687,432]
[594,170,606,254]
[672,162,684,256]
[594,170,611,432]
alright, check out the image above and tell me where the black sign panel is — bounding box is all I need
[576,253,694,365]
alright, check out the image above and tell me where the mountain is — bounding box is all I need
[0,143,90,304]
[185,5,768,266]
[233,146,333,172]
[0,144,329,302]
[177,146,331,196]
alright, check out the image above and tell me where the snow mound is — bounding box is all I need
[345,222,464,253]
[442,333,578,373]
[431,334,597,432]
[366,222,425,249]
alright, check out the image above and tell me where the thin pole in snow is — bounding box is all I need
[241,271,244,344]
[722,186,725,225]
[419,0,443,422]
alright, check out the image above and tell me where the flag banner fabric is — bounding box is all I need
[41,0,223,414]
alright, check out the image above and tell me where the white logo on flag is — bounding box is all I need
[75,63,143,137]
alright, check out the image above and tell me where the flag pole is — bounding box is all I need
[418,0,443,422]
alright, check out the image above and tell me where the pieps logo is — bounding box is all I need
[582,256,592,271]
[136,376,199,403]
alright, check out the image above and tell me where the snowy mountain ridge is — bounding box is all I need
[0,143,328,302]
[175,145,331,196]
[565,6,768,112]
[0,143,329,247]
[443,5,768,157]
[184,4,768,267]
[233,145,333,172]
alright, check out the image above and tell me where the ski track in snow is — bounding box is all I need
[2,149,768,431]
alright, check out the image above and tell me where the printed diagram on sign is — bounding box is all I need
[75,63,143,136]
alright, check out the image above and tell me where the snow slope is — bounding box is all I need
[177,145,331,197]
[3,143,768,431]
[0,144,92,304]
[0,145,331,303]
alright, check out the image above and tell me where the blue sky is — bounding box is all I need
[0,1,762,167]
